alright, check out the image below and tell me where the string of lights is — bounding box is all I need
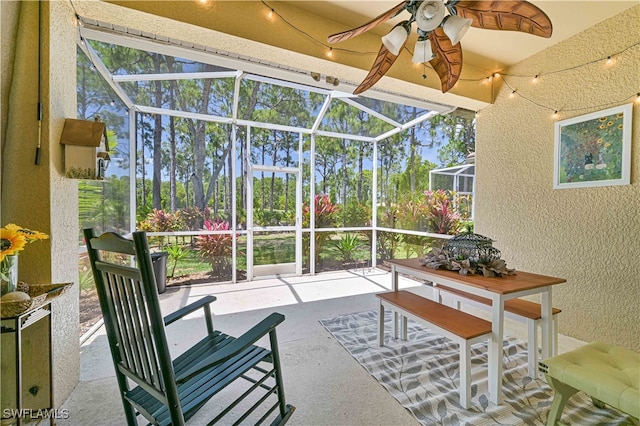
[259,1,638,115]
[260,1,377,57]
[500,77,639,118]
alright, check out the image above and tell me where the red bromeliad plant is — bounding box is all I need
[424,190,463,235]
[195,220,235,274]
[303,194,340,228]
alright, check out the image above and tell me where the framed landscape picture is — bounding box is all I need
[553,103,632,189]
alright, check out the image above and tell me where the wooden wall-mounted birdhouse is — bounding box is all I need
[60,117,110,180]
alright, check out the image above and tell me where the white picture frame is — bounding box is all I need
[553,103,632,189]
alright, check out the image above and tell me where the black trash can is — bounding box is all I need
[150,252,169,294]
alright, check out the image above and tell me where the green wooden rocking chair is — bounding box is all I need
[84,228,295,425]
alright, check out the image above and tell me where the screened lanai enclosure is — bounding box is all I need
[76,23,476,331]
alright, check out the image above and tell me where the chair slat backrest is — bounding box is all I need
[84,228,182,421]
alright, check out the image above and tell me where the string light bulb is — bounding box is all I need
[110,100,116,107]
[532,74,539,83]
[552,110,559,119]
[509,90,516,99]
[493,72,500,79]
[606,56,613,66]
[326,47,333,58]
[636,93,640,104]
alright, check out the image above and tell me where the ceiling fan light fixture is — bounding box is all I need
[416,0,446,32]
[442,15,472,45]
[381,22,410,56]
[412,39,435,64]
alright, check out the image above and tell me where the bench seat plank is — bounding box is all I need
[376,290,492,409]
[377,290,492,340]
[437,284,561,320]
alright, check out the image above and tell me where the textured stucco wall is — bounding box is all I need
[1,0,80,406]
[1,1,21,154]
[476,6,640,351]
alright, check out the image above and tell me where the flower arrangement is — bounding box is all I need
[1,224,48,294]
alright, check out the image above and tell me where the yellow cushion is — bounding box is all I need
[542,341,639,418]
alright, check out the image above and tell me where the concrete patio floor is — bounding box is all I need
[60,268,585,425]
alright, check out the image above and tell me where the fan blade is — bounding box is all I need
[353,43,405,95]
[455,1,553,38]
[328,2,407,44]
[429,27,463,93]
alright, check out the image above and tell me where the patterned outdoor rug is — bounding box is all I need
[320,310,632,425]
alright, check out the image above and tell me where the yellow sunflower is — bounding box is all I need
[597,138,603,144]
[617,112,624,118]
[0,227,27,261]
[607,121,614,126]
[618,124,624,129]
[5,223,48,241]
[599,117,607,122]
[599,124,606,129]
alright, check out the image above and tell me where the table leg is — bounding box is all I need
[378,300,385,346]
[489,294,504,405]
[393,311,399,339]
[391,265,399,292]
[392,265,399,338]
[541,287,553,360]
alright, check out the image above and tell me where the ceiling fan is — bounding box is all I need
[327,1,553,94]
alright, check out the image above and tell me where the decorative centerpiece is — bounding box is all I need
[420,232,515,277]
[0,223,49,295]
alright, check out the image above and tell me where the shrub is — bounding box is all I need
[178,207,211,231]
[195,220,234,275]
[332,233,365,264]
[424,190,462,235]
[138,208,184,249]
[166,242,188,278]
[395,193,429,231]
[341,201,372,227]
[377,231,401,262]
[302,195,340,268]
[401,234,434,258]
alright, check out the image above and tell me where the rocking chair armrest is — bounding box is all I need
[176,312,285,384]
[164,295,217,326]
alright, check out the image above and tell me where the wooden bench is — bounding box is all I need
[434,284,562,379]
[376,290,492,409]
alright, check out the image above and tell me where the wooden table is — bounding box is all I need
[386,258,566,405]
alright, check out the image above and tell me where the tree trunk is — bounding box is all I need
[169,113,176,212]
[270,130,277,212]
[261,142,266,208]
[139,113,147,209]
[152,54,163,210]
[226,147,232,218]
[341,140,347,208]
[357,141,364,202]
